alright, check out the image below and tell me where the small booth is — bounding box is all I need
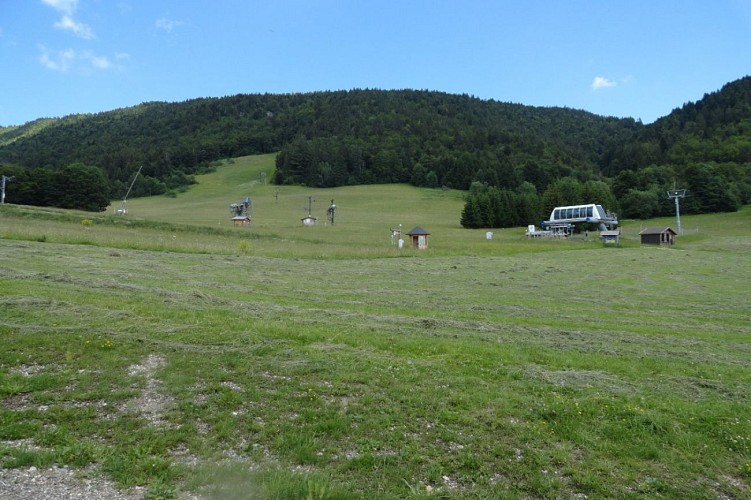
[600,230,620,245]
[301,215,317,226]
[232,215,251,226]
[405,226,430,249]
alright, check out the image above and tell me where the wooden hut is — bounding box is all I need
[405,226,430,249]
[232,215,251,226]
[639,227,676,245]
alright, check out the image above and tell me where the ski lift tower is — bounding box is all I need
[229,196,251,226]
[116,165,143,215]
[326,199,336,225]
[1,175,14,204]
[667,188,687,235]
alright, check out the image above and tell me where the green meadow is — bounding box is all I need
[1,154,749,499]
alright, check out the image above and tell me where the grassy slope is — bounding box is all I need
[117,153,478,258]
[1,155,750,499]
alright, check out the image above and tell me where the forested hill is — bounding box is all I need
[0,89,637,192]
[601,76,751,218]
[605,76,751,175]
[1,79,750,220]
[269,91,640,189]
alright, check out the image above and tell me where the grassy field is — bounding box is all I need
[1,155,750,499]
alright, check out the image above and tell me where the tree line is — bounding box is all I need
[0,163,110,212]
[460,178,618,229]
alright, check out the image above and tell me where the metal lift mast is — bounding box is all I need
[117,165,143,214]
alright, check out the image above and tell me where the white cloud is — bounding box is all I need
[54,15,95,39]
[38,45,123,72]
[88,53,111,69]
[155,18,186,33]
[38,1,125,75]
[591,76,617,90]
[84,51,126,71]
[41,0,78,16]
[42,0,95,39]
[39,45,76,71]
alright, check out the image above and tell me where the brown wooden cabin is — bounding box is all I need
[639,227,676,245]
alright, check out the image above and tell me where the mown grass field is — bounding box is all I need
[1,155,750,499]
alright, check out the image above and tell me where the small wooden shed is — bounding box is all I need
[405,226,430,249]
[639,227,676,245]
[232,216,251,226]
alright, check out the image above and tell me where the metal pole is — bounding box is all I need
[1,175,13,204]
[667,189,685,236]
[123,165,143,202]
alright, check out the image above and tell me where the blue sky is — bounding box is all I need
[1,0,750,126]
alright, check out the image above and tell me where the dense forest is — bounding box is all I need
[1,77,750,224]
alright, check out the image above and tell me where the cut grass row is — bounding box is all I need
[1,229,749,497]
[1,162,750,498]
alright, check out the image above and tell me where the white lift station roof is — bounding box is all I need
[542,203,618,230]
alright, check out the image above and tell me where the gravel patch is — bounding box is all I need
[0,354,175,499]
[0,466,145,500]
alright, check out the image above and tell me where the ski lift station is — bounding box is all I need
[526,203,618,238]
[230,197,251,226]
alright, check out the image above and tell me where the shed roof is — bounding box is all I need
[639,227,676,235]
[405,226,430,235]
